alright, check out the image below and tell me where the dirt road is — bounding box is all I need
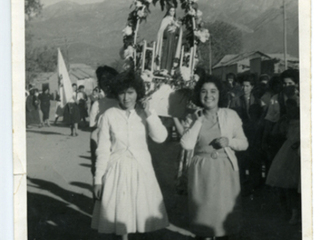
[26,106,302,240]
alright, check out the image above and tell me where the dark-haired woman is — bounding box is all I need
[64,83,81,136]
[39,87,52,127]
[91,71,169,240]
[181,76,248,240]
[89,66,118,177]
[26,88,42,128]
[262,69,300,175]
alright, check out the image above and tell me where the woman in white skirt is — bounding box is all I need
[91,70,169,240]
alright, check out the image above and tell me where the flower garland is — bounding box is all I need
[122,0,152,50]
[180,0,210,47]
[121,0,210,97]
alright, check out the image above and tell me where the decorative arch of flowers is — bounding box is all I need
[121,0,210,92]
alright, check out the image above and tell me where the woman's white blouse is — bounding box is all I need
[94,106,168,185]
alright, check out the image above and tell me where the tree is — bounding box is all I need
[25,0,42,21]
[25,0,44,86]
[197,21,243,73]
[37,46,58,72]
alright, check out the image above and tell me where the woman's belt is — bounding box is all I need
[194,149,228,159]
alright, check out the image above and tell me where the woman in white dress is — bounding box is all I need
[91,70,169,240]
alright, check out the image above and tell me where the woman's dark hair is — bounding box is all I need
[112,70,145,101]
[194,67,206,81]
[95,65,119,93]
[286,98,300,119]
[268,75,283,92]
[238,73,257,86]
[286,98,298,107]
[93,87,99,93]
[259,74,270,83]
[192,75,226,108]
[29,88,35,95]
[78,85,85,90]
[280,69,299,85]
[72,83,77,88]
[42,85,50,92]
[164,6,176,18]
[226,72,236,82]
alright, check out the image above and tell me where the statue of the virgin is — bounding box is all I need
[155,6,183,74]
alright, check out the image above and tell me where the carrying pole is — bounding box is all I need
[133,19,141,67]
[283,0,288,70]
[209,36,212,74]
[142,40,147,71]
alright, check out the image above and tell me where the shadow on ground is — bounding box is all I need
[27,136,302,240]
[26,129,64,135]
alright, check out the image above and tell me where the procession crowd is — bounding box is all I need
[26,64,300,240]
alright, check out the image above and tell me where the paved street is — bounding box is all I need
[27,106,302,240]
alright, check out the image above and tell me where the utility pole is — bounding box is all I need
[283,0,288,70]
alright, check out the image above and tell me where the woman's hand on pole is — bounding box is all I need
[94,184,102,200]
[195,109,204,123]
[139,97,151,117]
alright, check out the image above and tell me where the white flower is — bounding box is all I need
[188,8,196,16]
[122,25,133,36]
[137,9,146,18]
[135,0,143,8]
[141,70,153,82]
[196,9,203,18]
[180,66,191,81]
[195,28,210,43]
[124,46,134,59]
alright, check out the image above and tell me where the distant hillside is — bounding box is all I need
[29,0,299,68]
[243,6,299,55]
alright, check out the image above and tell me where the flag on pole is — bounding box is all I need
[58,48,73,106]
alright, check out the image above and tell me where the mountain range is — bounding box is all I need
[29,0,299,68]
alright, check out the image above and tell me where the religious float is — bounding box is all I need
[120,0,210,117]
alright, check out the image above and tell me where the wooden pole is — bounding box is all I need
[192,44,197,73]
[180,45,184,67]
[283,0,288,70]
[209,36,212,75]
[191,17,197,77]
[189,47,193,70]
[133,19,141,67]
[142,40,147,71]
[151,41,156,72]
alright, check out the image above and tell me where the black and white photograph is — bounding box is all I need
[18,0,311,239]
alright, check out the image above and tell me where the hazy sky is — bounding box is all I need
[41,0,104,7]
